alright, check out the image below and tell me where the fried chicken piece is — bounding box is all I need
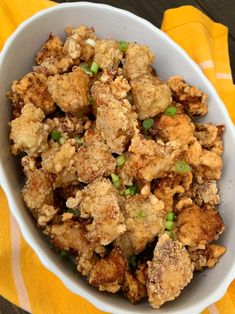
[41,140,77,188]
[147,234,193,309]
[89,247,127,293]
[130,74,172,120]
[177,203,224,248]
[126,134,184,181]
[124,193,165,253]
[189,244,226,270]
[195,123,224,156]
[76,254,99,277]
[48,220,95,257]
[22,169,57,226]
[45,115,83,138]
[155,113,195,144]
[36,34,64,64]
[187,180,220,206]
[9,103,49,156]
[74,129,116,183]
[96,99,138,154]
[9,72,55,116]
[65,25,96,62]
[47,67,89,114]
[168,76,208,116]
[66,178,126,245]
[122,271,147,303]
[114,232,135,258]
[21,155,38,177]
[124,43,154,80]
[93,39,123,70]
[155,172,193,210]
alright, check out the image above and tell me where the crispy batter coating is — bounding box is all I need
[156,113,195,144]
[189,244,226,270]
[177,203,224,248]
[10,103,49,156]
[126,134,184,181]
[96,99,138,154]
[147,234,193,309]
[131,74,172,120]
[168,76,208,116]
[48,220,95,257]
[89,247,127,292]
[124,43,154,80]
[124,193,165,253]
[9,72,55,116]
[36,34,64,64]
[187,180,220,206]
[22,169,57,226]
[45,115,83,137]
[122,271,147,303]
[94,40,123,70]
[47,67,89,114]
[195,123,224,156]
[74,129,116,183]
[67,178,126,245]
[155,172,193,210]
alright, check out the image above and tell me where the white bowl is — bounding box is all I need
[0,2,235,314]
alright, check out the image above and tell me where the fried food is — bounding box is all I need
[8,25,226,309]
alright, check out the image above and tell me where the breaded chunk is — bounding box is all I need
[36,34,64,64]
[187,180,220,206]
[168,76,208,116]
[195,123,224,156]
[67,178,126,245]
[47,67,89,114]
[156,113,195,144]
[131,74,172,120]
[45,115,83,138]
[74,129,116,183]
[155,172,193,209]
[122,271,147,303]
[96,100,138,154]
[65,25,96,62]
[124,43,154,80]
[126,134,184,181]
[177,203,224,248]
[22,169,57,226]
[89,247,127,293]
[48,221,95,257]
[9,72,55,116]
[147,234,193,309]
[94,39,123,70]
[124,193,165,252]
[10,103,49,155]
[189,244,226,270]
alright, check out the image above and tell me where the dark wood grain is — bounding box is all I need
[1,1,234,313]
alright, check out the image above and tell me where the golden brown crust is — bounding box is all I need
[122,271,147,303]
[94,39,123,70]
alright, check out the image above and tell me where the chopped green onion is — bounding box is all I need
[85,38,96,47]
[165,220,174,231]
[129,254,137,269]
[116,155,126,167]
[164,230,174,239]
[166,212,176,221]
[88,96,94,105]
[142,118,154,130]
[80,63,93,75]
[175,160,191,173]
[50,129,61,141]
[119,41,128,53]
[165,106,177,116]
[66,208,81,216]
[60,249,69,257]
[90,61,99,74]
[124,185,138,196]
[76,137,83,146]
[137,209,146,219]
[111,173,121,188]
[59,137,66,145]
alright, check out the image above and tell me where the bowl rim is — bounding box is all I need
[0,2,235,314]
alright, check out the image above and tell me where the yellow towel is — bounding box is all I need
[0,1,235,314]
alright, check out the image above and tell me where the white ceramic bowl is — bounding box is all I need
[0,3,235,314]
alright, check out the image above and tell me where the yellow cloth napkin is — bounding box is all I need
[0,1,235,314]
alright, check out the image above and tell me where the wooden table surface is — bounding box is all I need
[1,0,234,313]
